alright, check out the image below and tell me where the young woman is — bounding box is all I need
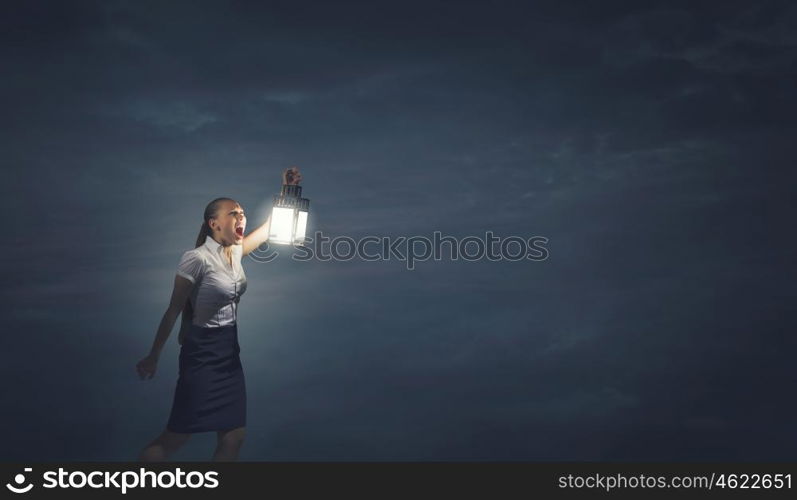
[135,167,302,461]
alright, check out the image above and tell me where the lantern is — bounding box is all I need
[269,184,310,246]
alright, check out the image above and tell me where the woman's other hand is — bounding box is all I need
[136,354,159,380]
[282,166,302,185]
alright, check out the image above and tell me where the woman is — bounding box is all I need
[135,167,303,461]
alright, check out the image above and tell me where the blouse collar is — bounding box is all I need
[204,234,226,254]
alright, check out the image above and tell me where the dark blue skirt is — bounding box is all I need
[167,323,246,433]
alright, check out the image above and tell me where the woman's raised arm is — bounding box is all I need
[242,210,271,257]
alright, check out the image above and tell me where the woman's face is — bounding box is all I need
[210,200,247,245]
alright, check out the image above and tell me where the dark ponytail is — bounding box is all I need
[194,219,212,248]
[178,197,236,344]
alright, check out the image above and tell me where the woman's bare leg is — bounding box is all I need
[213,427,245,461]
[138,429,191,461]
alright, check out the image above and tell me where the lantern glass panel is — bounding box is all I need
[270,206,295,244]
[294,210,308,244]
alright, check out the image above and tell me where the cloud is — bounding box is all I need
[604,4,797,75]
[126,100,218,132]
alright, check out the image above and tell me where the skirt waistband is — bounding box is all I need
[191,322,237,331]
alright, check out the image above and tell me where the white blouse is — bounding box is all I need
[176,235,248,327]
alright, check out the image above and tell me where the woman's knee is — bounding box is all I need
[217,427,245,448]
[138,429,191,461]
[161,430,191,450]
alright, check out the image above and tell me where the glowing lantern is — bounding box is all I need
[269,184,310,246]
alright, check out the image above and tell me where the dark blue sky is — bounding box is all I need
[1,0,795,461]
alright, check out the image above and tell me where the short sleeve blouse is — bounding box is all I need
[175,235,247,327]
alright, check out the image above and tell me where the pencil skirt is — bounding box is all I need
[166,323,246,433]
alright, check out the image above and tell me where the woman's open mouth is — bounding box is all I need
[235,226,244,238]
